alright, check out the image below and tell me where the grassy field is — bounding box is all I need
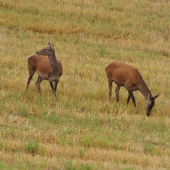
[0,0,170,169]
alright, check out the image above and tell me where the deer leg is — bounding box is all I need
[115,85,121,102]
[27,71,35,89]
[127,93,130,105]
[128,91,136,107]
[108,80,113,101]
[49,80,55,97]
[36,76,43,93]
[54,80,59,94]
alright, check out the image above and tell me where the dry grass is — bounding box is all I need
[0,0,170,169]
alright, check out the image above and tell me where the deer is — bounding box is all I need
[27,42,62,97]
[105,60,160,116]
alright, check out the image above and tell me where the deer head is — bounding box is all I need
[36,42,55,56]
[146,94,160,117]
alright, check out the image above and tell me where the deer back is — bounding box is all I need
[105,61,142,87]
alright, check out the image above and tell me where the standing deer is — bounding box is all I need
[27,42,62,96]
[105,60,159,116]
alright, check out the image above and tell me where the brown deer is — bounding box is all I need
[105,60,159,116]
[27,42,62,96]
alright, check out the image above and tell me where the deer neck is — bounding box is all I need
[139,79,152,101]
[48,52,59,73]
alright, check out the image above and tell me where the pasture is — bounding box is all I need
[0,0,170,169]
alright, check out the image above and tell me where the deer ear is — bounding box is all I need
[148,93,152,99]
[51,43,54,49]
[48,42,51,46]
[152,94,160,100]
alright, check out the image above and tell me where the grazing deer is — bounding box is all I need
[27,42,62,96]
[105,60,159,116]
